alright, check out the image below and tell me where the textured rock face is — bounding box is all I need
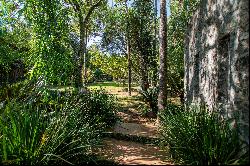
[184,0,249,145]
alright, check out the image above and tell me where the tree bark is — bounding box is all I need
[75,10,85,88]
[125,0,132,96]
[158,0,167,112]
[127,40,132,95]
[152,0,158,87]
[83,27,88,85]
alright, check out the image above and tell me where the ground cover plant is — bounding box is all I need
[0,80,118,165]
[159,103,249,165]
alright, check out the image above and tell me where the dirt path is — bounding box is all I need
[97,138,172,165]
[94,89,174,165]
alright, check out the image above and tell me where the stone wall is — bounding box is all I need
[184,0,249,145]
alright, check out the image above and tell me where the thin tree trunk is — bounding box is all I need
[152,0,158,87]
[127,41,132,95]
[158,0,167,112]
[76,11,86,88]
[125,0,131,96]
[83,27,88,85]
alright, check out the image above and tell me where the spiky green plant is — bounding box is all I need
[159,104,249,165]
[0,100,101,165]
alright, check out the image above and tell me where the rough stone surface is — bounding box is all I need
[184,0,249,146]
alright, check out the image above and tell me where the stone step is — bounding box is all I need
[113,122,160,138]
[102,122,162,145]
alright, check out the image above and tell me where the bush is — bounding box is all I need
[0,100,101,165]
[0,83,118,165]
[5,83,118,129]
[159,104,249,165]
[56,88,118,129]
[0,80,31,102]
[139,87,159,115]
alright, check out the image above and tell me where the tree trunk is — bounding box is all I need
[75,12,86,88]
[158,0,167,112]
[125,0,132,96]
[127,41,132,95]
[83,28,88,85]
[152,0,158,87]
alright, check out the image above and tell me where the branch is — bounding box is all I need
[83,0,103,25]
[68,0,80,12]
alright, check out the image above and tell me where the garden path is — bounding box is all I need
[93,87,174,165]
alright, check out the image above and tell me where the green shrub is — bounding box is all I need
[0,80,118,164]
[139,87,159,114]
[67,89,118,129]
[0,80,32,102]
[159,104,249,165]
[5,83,118,130]
[0,100,101,165]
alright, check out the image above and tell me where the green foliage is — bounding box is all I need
[167,0,200,96]
[160,104,249,165]
[89,46,128,80]
[0,80,28,102]
[0,99,101,165]
[24,0,75,85]
[0,79,118,130]
[130,0,157,82]
[100,1,157,84]
[38,88,118,129]
[69,88,118,129]
[139,87,159,115]
[0,80,118,164]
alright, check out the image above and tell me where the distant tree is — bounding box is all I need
[125,0,132,96]
[89,46,127,80]
[66,0,105,87]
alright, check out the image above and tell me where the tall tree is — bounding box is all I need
[151,0,158,87]
[158,0,167,112]
[130,0,154,91]
[67,0,104,88]
[125,0,132,96]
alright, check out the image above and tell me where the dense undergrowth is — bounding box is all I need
[159,103,249,165]
[0,80,118,165]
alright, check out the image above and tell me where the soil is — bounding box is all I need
[97,138,173,165]
[93,88,174,165]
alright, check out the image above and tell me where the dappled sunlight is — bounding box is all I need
[96,138,174,165]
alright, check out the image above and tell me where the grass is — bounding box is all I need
[87,82,140,98]
[88,81,122,87]
[88,81,138,87]
[87,81,182,115]
[46,85,75,92]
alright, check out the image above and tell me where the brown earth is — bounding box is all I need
[91,85,174,165]
[96,138,174,165]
